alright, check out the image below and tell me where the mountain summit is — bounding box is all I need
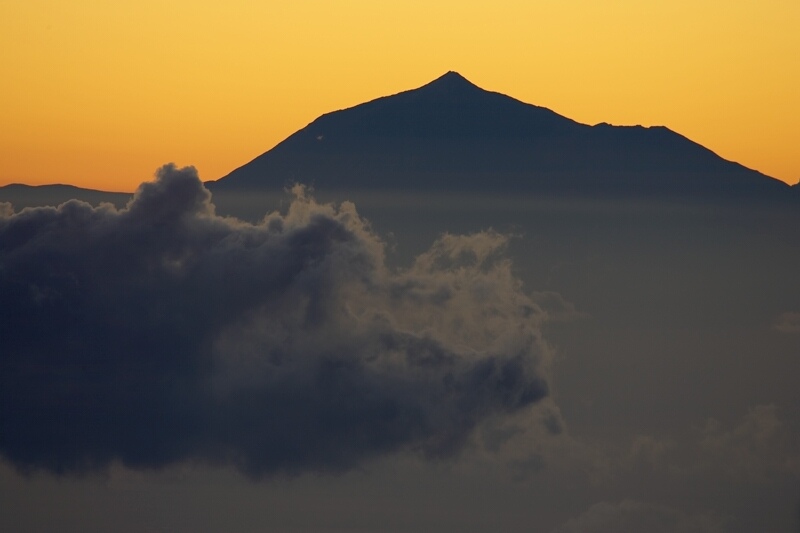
[417,70,480,93]
[210,72,789,199]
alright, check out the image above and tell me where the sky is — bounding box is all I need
[1,0,798,191]
[3,3,800,532]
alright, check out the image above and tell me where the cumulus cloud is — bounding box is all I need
[0,164,553,477]
[550,500,729,533]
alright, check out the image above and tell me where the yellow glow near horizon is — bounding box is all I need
[1,0,798,191]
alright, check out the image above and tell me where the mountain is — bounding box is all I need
[209,72,791,200]
[0,184,131,210]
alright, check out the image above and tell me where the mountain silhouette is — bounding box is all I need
[209,71,790,199]
[0,183,131,210]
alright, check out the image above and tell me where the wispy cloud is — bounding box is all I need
[773,312,800,334]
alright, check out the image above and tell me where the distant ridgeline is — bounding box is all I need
[208,71,793,202]
[0,184,131,211]
[1,72,796,208]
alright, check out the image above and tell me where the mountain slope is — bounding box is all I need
[210,72,789,199]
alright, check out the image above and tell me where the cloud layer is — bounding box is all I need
[550,500,728,533]
[0,165,551,477]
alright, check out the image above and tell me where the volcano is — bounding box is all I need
[209,72,790,199]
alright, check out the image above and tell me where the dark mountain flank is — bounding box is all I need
[209,72,790,200]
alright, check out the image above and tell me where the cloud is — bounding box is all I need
[623,405,800,483]
[698,405,800,482]
[773,312,800,334]
[550,500,729,533]
[0,164,553,478]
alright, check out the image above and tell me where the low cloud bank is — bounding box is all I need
[0,165,552,477]
[550,500,729,533]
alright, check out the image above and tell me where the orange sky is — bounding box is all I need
[1,0,798,191]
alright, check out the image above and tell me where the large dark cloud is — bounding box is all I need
[0,164,551,477]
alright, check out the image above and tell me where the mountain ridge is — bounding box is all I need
[1,72,793,204]
[209,72,789,199]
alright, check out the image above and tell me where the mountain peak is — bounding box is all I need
[434,71,472,84]
[417,71,482,95]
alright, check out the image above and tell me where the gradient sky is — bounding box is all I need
[2,0,798,191]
